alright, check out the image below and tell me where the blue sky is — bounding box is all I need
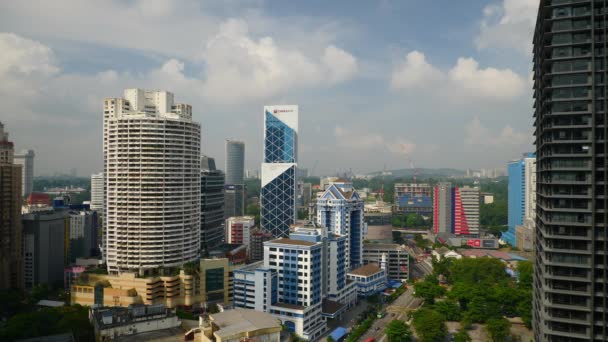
[0,0,538,176]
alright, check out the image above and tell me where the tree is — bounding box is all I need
[412,308,447,342]
[517,261,533,289]
[485,317,511,342]
[434,300,461,321]
[392,231,404,244]
[454,328,472,342]
[384,319,412,342]
[413,278,445,305]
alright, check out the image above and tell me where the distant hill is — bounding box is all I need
[367,168,466,179]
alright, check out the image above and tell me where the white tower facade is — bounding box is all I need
[90,172,103,214]
[14,150,34,197]
[103,89,201,274]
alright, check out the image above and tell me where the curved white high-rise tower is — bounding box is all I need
[103,89,201,274]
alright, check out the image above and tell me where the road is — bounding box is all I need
[358,287,422,342]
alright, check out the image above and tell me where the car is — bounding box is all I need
[364,338,375,342]
[391,313,396,317]
[375,326,380,331]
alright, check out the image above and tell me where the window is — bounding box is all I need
[205,268,224,292]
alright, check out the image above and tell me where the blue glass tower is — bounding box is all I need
[261,106,298,237]
[505,152,535,247]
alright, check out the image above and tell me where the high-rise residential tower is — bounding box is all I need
[14,149,34,197]
[201,156,225,255]
[0,122,23,289]
[316,179,365,269]
[103,89,201,274]
[260,105,298,237]
[90,172,103,215]
[533,2,608,340]
[505,153,536,247]
[225,140,245,185]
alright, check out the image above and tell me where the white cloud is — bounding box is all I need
[0,33,59,96]
[322,45,358,83]
[448,57,525,100]
[390,51,526,102]
[334,126,416,155]
[390,51,442,89]
[201,20,357,102]
[475,0,538,55]
[465,118,530,146]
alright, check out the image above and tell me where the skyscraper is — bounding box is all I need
[201,156,225,255]
[224,184,245,218]
[505,153,536,247]
[260,105,298,237]
[316,179,365,269]
[225,140,245,185]
[103,89,201,274]
[533,2,606,340]
[14,149,34,197]
[0,122,23,289]
[90,172,103,215]
[433,183,480,236]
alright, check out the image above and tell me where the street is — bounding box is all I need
[358,287,423,342]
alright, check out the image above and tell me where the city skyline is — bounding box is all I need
[0,0,535,176]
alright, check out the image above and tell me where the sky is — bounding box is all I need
[0,0,539,177]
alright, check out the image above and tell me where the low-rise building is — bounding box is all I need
[346,263,387,297]
[515,219,534,252]
[90,304,180,341]
[431,247,462,260]
[362,244,409,282]
[199,308,281,342]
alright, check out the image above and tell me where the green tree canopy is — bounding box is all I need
[413,278,446,305]
[412,308,447,342]
[454,328,472,342]
[485,317,512,342]
[434,300,462,321]
[384,319,412,342]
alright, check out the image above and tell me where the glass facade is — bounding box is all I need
[264,111,296,163]
[261,166,296,237]
[506,160,525,246]
[533,1,608,340]
[205,267,224,292]
[261,107,298,238]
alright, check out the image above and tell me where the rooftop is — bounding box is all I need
[272,302,305,310]
[322,299,345,315]
[210,308,281,339]
[348,263,383,277]
[363,243,405,251]
[268,238,316,247]
[459,249,527,262]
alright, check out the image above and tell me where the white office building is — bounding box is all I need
[14,149,34,197]
[459,186,480,236]
[233,224,356,341]
[103,89,201,274]
[90,172,103,215]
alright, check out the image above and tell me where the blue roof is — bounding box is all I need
[329,327,348,340]
[388,280,403,288]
